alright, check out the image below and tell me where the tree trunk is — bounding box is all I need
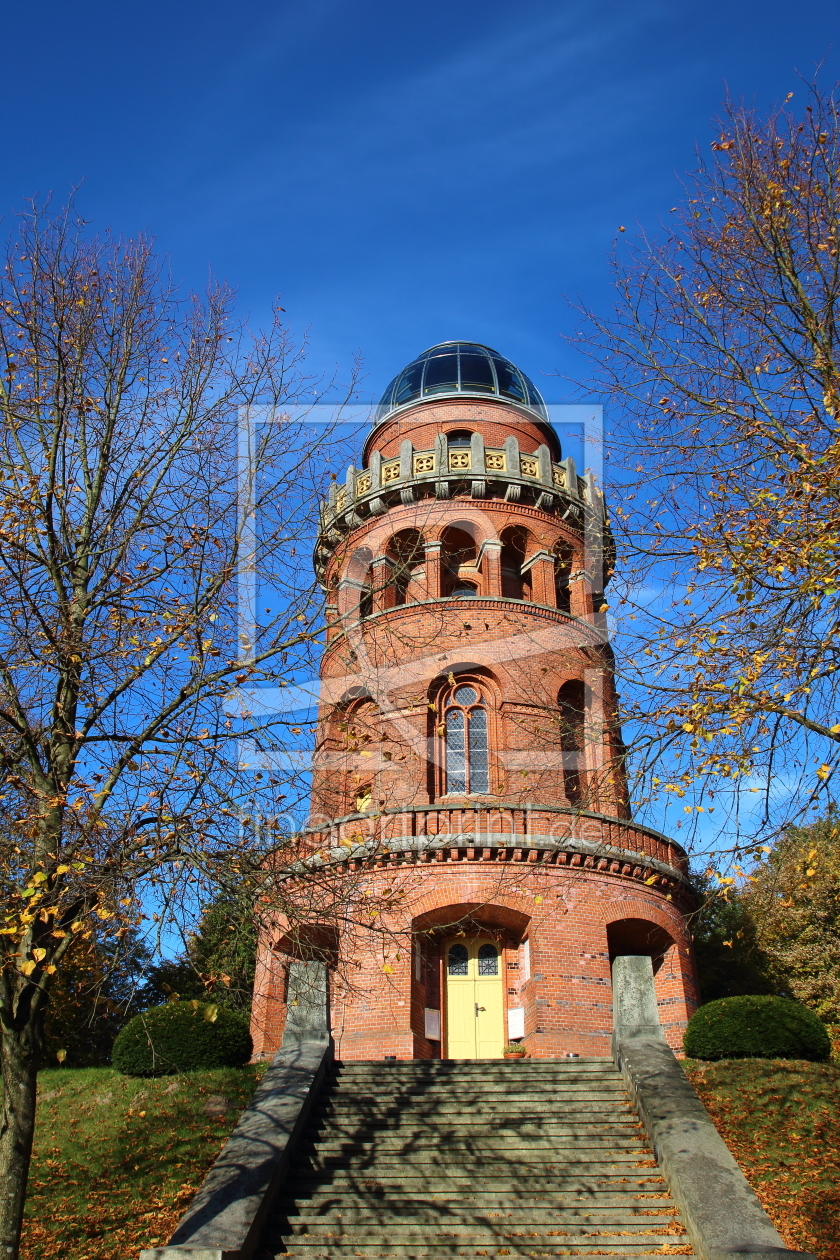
[0,1013,43,1260]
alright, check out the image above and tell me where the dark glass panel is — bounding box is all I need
[453,685,478,706]
[492,358,526,401]
[457,343,493,356]
[423,354,460,394]
[494,360,523,398]
[445,708,467,794]
[375,375,398,421]
[447,430,472,447]
[448,943,469,976]
[469,707,489,793]
[393,362,424,406]
[523,374,547,415]
[478,943,499,975]
[459,353,495,392]
[450,584,477,598]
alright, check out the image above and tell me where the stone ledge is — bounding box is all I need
[613,1033,816,1260]
[139,1039,331,1260]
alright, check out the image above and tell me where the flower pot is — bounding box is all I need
[503,1051,526,1060]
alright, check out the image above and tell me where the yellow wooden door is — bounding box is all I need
[444,938,504,1059]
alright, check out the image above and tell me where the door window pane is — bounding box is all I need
[448,944,469,976]
[478,944,499,976]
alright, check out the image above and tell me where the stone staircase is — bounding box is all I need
[255,1058,696,1258]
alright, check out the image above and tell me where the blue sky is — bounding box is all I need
[3,0,837,407]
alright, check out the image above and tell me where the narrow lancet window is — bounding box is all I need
[444,683,490,795]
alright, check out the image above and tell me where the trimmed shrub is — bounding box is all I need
[112,1000,252,1076]
[684,994,830,1062]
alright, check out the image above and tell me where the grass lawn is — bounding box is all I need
[684,1058,840,1260]
[21,1063,265,1260]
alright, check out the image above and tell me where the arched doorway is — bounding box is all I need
[444,937,504,1058]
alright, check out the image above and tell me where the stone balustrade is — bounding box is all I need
[271,802,692,892]
[319,435,603,540]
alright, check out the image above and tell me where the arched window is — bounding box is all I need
[554,547,572,615]
[500,526,533,601]
[444,683,490,795]
[386,529,425,606]
[359,572,373,619]
[558,679,587,806]
[440,525,478,597]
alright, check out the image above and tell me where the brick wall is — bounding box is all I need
[251,856,699,1061]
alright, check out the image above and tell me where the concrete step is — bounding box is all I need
[257,1056,693,1259]
[324,1083,627,1093]
[264,1247,695,1258]
[292,1169,664,1179]
[311,1123,644,1134]
[333,1059,614,1068]
[274,1233,690,1247]
[292,1156,658,1172]
[280,1197,676,1214]
[278,1208,682,1225]
[298,1140,650,1156]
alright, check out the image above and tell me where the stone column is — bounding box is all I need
[370,557,393,612]
[526,551,556,607]
[425,541,443,599]
[481,540,502,597]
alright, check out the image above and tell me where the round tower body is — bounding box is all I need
[251,344,700,1061]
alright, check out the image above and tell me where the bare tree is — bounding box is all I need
[0,200,364,1257]
[578,79,840,850]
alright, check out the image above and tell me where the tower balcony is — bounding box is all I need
[315,433,604,577]
[279,801,692,897]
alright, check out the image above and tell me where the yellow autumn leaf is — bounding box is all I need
[32,947,46,961]
[382,964,394,974]
[816,764,831,781]
[644,874,658,885]
[21,960,36,975]
[56,1049,67,1063]
[534,896,543,904]
[203,1004,219,1023]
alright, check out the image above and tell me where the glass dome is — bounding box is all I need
[374,342,549,423]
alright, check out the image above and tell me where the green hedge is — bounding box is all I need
[684,994,830,1061]
[112,1000,252,1076]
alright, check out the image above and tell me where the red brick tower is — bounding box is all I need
[251,343,699,1061]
